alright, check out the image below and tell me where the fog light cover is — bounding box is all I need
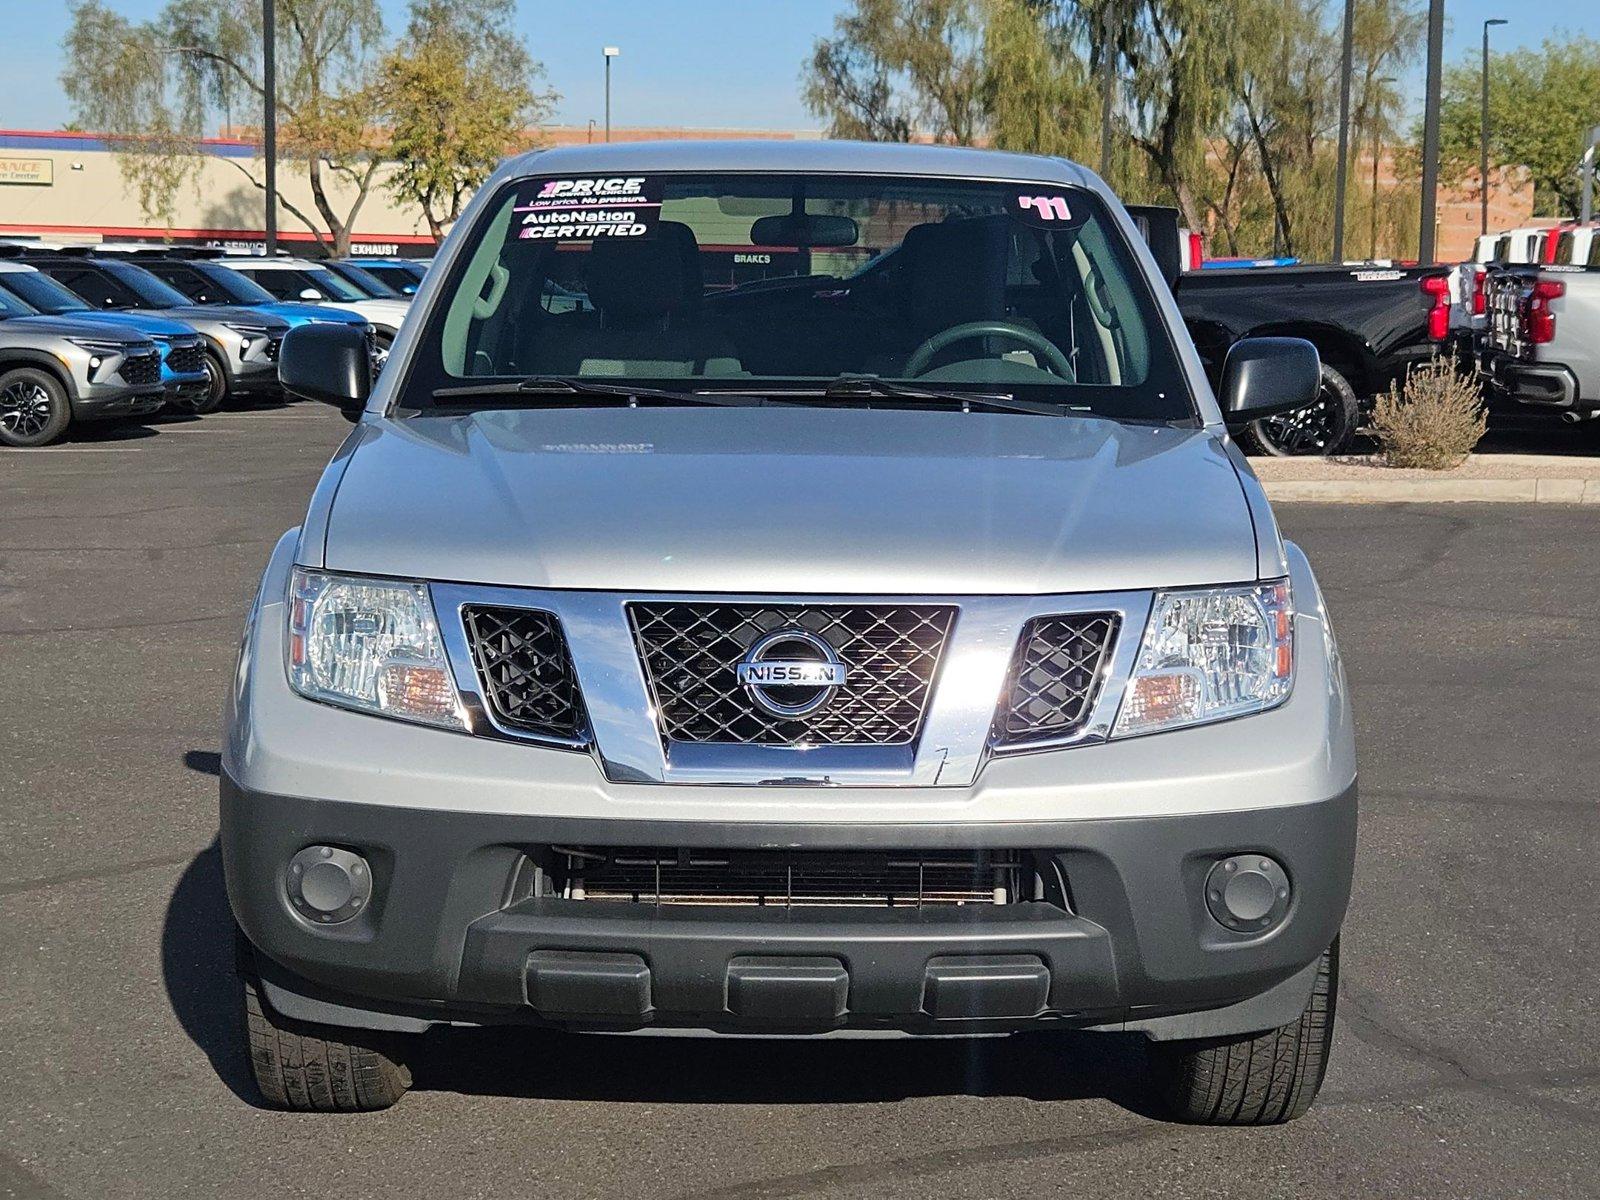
[287,845,372,925]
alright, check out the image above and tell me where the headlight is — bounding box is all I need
[1113,580,1293,737]
[223,322,271,336]
[287,567,465,729]
[66,337,129,355]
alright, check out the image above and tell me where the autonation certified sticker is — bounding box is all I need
[516,176,663,241]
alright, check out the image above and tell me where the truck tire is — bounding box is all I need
[1149,938,1338,1126]
[1246,363,1359,457]
[186,350,229,415]
[0,366,72,448]
[242,974,411,1111]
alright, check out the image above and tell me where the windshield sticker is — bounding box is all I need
[516,176,663,241]
[1010,191,1087,230]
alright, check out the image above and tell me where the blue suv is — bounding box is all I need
[0,262,208,413]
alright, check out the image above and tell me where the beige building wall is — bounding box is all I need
[0,132,435,253]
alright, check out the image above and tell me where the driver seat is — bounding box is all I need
[895,216,1012,372]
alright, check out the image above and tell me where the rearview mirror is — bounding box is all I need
[1220,337,1320,428]
[299,288,323,301]
[749,213,860,248]
[278,322,370,420]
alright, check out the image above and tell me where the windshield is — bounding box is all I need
[332,262,401,298]
[0,286,37,319]
[0,270,92,315]
[364,263,423,292]
[100,261,194,308]
[299,268,366,301]
[153,261,276,305]
[408,172,1192,421]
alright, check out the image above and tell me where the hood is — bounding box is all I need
[145,304,291,331]
[338,298,410,327]
[66,310,198,338]
[257,302,368,327]
[321,407,1260,595]
[4,314,154,346]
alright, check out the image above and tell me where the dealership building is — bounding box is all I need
[0,125,1528,263]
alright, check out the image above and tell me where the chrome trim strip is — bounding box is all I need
[431,583,1151,788]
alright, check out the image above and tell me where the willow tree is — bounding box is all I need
[801,0,987,144]
[63,0,385,256]
[380,0,556,242]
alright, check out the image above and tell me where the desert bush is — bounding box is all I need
[1369,355,1487,469]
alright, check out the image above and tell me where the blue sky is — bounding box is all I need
[0,0,1589,134]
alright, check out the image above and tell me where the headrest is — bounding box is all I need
[586,222,703,323]
[899,215,1011,335]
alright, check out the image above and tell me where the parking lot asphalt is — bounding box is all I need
[2,403,1598,1200]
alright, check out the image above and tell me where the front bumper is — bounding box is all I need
[73,378,166,420]
[222,530,1358,1041]
[226,779,1354,1040]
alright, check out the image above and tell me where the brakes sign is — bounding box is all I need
[516,176,661,241]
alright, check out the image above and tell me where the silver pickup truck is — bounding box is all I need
[1481,263,1600,427]
[223,140,1356,1125]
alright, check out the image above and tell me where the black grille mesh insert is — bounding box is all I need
[993,613,1119,745]
[629,603,955,746]
[163,340,204,375]
[461,605,586,741]
[117,350,160,386]
[558,847,1022,908]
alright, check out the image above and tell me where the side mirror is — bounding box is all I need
[1220,337,1321,428]
[299,288,323,301]
[278,322,370,420]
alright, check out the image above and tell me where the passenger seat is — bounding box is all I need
[532,222,741,377]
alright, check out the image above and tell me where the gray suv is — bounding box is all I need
[0,288,164,447]
[225,141,1355,1124]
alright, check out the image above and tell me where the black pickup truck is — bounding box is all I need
[1131,205,1455,455]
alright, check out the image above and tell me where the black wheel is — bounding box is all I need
[0,366,72,448]
[242,973,411,1112]
[1149,939,1338,1126]
[1246,363,1359,457]
[173,350,229,415]
[373,330,394,377]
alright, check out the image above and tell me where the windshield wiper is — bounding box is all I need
[815,374,1073,417]
[430,376,762,408]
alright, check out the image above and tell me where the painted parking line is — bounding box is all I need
[2,446,143,454]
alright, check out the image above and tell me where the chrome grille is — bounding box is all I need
[992,613,1118,747]
[461,605,586,741]
[116,350,160,386]
[555,846,1024,908]
[629,603,955,746]
[161,338,204,375]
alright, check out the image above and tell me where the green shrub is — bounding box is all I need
[1370,355,1487,469]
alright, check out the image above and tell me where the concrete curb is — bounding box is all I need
[1262,477,1600,504]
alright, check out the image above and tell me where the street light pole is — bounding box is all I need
[1418,0,1444,264]
[1481,18,1507,237]
[1098,1,1114,178]
[263,0,277,255]
[603,46,619,143]
[1332,0,1355,262]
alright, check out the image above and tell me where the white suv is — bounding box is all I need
[215,257,409,365]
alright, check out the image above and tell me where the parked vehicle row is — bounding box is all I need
[1462,219,1600,432]
[0,246,423,448]
[1133,205,1454,455]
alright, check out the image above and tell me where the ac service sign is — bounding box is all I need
[517,176,663,241]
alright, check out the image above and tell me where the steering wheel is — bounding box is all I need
[903,321,1075,380]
